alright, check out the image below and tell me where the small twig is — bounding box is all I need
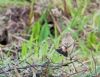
[68,69,87,77]
[62,0,71,18]
[0,60,76,74]
[26,61,37,70]
[10,34,29,42]
[67,42,78,73]
[19,51,34,64]
[90,51,97,76]
[50,12,62,34]
[72,62,78,73]
[49,59,77,68]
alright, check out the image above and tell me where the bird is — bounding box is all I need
[56,32,74,57]
[0,28,8,45]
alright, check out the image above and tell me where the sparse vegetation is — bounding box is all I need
[0,0,100,77]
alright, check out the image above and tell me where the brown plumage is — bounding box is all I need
[56,32,74,57]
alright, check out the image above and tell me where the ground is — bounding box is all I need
[0,0,100,77]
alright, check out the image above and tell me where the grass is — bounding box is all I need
[0,0,27,6]
[0,0,100,77]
